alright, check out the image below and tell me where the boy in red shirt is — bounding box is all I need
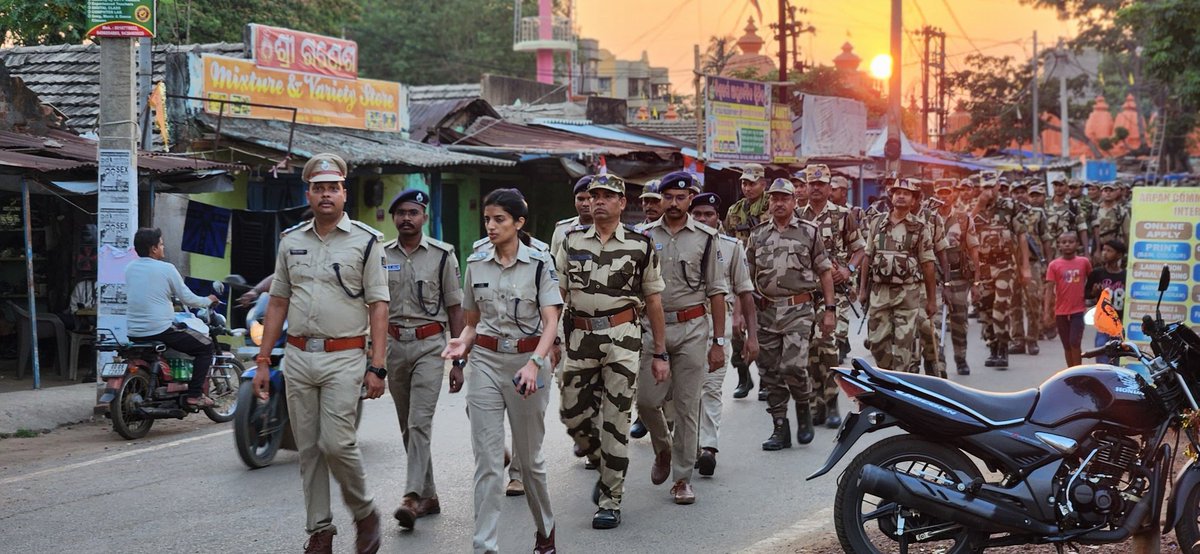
[1043,232,1093,366]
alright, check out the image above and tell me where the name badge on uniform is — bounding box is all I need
[384,264,402,271]
[473,283,489,288]
[567,254,591,262]
[655,243,664,250]
[290,249,308,255]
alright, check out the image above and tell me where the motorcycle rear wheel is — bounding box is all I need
[834,435,986,554]
[1174,480,1200,553]
[233,381,286,469]
[111,373,154,440]
[203,357,243,423]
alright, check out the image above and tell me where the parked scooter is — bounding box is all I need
[97,282,242,440]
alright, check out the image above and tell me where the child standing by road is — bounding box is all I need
[1085,240,1127,364]
[1044,232,1093,367]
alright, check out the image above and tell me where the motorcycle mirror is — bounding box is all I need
[1158,266,1171,292]
[1084,307,1097,326]
[212,281,225,295]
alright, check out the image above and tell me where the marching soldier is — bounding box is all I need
[914,179,951,378]
[724,163,769,400]
[748,178,836,451]
[639,179,664,227]
[381,189,466,530]
[934,181,979,374]
[796,164,864,428]
[1009,181,1049,356]
[1092,183,1130,264]
[252,153,386,554]
[973,178,1031,369]
[556,174,669,530]
[690,192,757,475]
[636,172,727,505]
[858,178,938,374]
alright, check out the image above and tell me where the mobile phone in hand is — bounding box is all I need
[512,374,545,395]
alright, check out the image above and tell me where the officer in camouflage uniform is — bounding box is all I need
[972,178,1031,369]
[1008,181,1049,356]
[934,181,979,374]
[914,180,951,378]
[1092,183,1130,265]
[859,178,938,374]
[555,174,668,530]
[748,178,836,451]
[796,164,864,428]
[724,163,769,400]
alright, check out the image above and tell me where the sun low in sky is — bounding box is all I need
[575,0,1076,95]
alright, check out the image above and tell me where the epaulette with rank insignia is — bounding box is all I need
[566,224,591,235]
[555,217,577,226]
[280,219,312,237]
[350,220,385,239]
[424,236,456,254]
[718,234,740,245]
[466,250,489,263]
[471,236,491,251]
[623,223,653,241]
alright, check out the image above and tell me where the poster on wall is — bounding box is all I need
[97,147,138,353]
[1122,187,1200,346]
[704,76,771,163]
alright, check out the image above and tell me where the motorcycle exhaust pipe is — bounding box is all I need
[135,407,187,419]
[859,464,1057,536]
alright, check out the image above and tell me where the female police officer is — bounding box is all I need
[442,189,562,554]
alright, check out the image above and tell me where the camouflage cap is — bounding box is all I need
[739,163,765,182]
[1029,185,1046,195]
[934,178,956,191]
[830,176,850,189]
[588,174,626,195]
[801,163,832,184]
[890,178,921,194]
[1100,182,1115,190]
[303,153,348,183]
[1068,178,1083,187]
[766,178,795,195]
[1011,181,1028,191]
[639,179,662,199]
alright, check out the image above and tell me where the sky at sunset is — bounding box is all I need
[575,0,1078,98]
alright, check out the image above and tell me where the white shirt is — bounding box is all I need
[124,257,210,337]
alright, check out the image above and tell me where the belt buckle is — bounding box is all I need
[305,338,325,353]
[399,329,417,341]
[589,316,611,331]
[500,338,517,354]
[663,311,680,324]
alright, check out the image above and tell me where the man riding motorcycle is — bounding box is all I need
[125,227,220,408]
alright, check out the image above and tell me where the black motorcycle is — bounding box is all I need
[811,266,1200,553]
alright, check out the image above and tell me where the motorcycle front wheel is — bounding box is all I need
[111,372,154,440]
[203,357,243,423]
[1173,480,1200,553]
[834,435,986,554]
[233,381,285,469]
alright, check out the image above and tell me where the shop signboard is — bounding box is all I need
[86,0,156,38]
[199,54,406,132]
[1122,187,1200,347]
[770,101,797,164]
[704,76,771,163]
[248,24,359,80]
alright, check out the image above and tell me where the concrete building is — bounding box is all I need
[574,38,671,121]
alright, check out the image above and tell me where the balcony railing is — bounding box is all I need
[513,16,576,51]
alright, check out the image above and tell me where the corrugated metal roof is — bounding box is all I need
[629,119,701,145]
[408,98,499,143]
[199,115,514,169]
[409,83,482,102]
[445,116,678,157]
[0,128,242,174]
[536,122,687,148]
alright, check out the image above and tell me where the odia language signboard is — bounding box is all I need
[704,76,771,163]
[1123,187,1200,344]
[199,54,405,132]
[248,24,358,80]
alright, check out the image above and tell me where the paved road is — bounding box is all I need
[0,318,1083,553]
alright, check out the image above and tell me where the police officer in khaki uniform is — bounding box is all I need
[253,153,386,554]
[381,189,465,530]
[749,178,836,451]
[550,176,595,257]
[444,189,562,554]
[723,163,769,400]
[690,192,757,475]
[555,174,668,530]
[636,172,727,505]
[639,179,664,226]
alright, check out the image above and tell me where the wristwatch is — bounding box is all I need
[452,358,467,369]
[652,352,670,361]
[825,305,837,312]
[712,337,727,347]
[847,263,858,274]
[366,364,388,379]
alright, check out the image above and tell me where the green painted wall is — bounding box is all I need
[187,175,248,282]
[352,173,425,241]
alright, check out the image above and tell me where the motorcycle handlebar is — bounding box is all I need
[1082,339,1123,360]
[1081,346,1107,359]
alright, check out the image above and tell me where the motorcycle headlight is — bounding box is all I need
[250,320,264,346]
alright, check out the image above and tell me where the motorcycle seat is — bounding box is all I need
[876,368,1038,424]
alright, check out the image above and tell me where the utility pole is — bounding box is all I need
[694,44,703,158]
[1058,38,1069,159]
[919,26,948,149]
[777,0,788,84]
[922,28,931,146]
[886,0,903,172]
[1032,31,1040,161]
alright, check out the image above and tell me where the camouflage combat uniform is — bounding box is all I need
[556,223,664,511]
[1093,203,1129,251]
[914,201,951,378]
[974,196,1026,365]
[863,213,936,373]
[937,206,978,370]
[723,195,768,388]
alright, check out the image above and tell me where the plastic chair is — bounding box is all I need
[8,300,69,379]
[68,330,95,381]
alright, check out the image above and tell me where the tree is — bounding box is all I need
[155,0,360,44]
[0,0,85,45]
[702,35,738,76]
[347,0,541,85]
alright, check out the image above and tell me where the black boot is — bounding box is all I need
[1008,342,1025,355]
[811,399,828,426]
[1027,340,1040,356]
[629,418,647,439]
[825,396,843,429]
[795,402,815,445]
[995,344,1009,370]
[838,339,851,363]
[762,417,792,451]
[984,345,999,367]
[732,366,753,399]
[955,357,970,375]
[757,386,768,401]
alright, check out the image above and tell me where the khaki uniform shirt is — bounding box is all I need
[799,201,866,267]
[463,243,562,339]
[269,214,388,338]
[550,216,580,257]
[640,216,728,311]
[747,215,832,299]
[718,234,754,298]
[381,235,463,328]
[555,223,665,316]
[723,195,768,244]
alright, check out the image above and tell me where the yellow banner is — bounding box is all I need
[1123,187,1200,344]
[200,54,403,132]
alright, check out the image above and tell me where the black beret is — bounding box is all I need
[660,171,699,192]
[573,175,594,195]
[389,189,430,213]
[690,192,721,211]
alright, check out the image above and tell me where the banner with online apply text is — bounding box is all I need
[1123,187,1200,344]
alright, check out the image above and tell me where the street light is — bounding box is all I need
[869,54,893,81]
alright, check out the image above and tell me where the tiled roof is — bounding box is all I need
[0,128,241,174]
[409,83,483,102]
[629,119,701,145]
[198,114,514,169]
[0,42,245,135]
